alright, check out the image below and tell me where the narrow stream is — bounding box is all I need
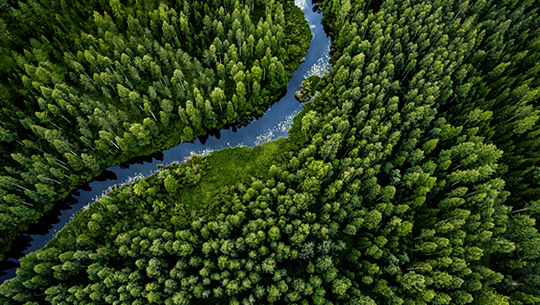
[0,0,331,283]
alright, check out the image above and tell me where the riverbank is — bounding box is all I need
[48,137,293,249]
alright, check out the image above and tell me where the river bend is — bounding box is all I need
[0,0,331,282]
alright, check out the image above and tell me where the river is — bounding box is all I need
[0,0,331,283]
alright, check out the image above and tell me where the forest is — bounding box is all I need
[0,0,311,261]
[2,0,540,304]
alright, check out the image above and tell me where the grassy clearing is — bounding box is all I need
[175,138,291,209]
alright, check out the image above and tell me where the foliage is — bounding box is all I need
[296,75,321,101]
[2,0,540,304]
[0,0,311,259]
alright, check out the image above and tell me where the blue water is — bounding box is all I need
[0,0,331,283]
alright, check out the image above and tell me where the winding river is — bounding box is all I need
[0,0,331,283]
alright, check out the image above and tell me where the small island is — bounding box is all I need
[295,75,321,102]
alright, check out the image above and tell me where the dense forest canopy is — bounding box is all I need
[0,0,311,260]
[2,0,540,304]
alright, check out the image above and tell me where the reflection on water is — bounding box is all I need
[254,105,304,146]
[304,44,331,78]
[295,0,308,10]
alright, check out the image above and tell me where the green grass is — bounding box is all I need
[176,138,291,209]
